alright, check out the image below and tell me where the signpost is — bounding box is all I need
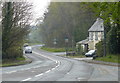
[65,37,69,56]
[53,38,57,48]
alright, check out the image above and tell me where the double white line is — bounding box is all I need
[21,51,60,81]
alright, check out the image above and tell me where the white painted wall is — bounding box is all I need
[88,31,104,50]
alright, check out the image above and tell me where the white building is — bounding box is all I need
[76,18,104,53]
[88,18,104,50]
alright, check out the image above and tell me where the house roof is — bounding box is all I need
[88,18,104,32]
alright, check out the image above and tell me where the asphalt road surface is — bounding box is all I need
[1,45,119,82]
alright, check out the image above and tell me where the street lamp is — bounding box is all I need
[65,37,69,56]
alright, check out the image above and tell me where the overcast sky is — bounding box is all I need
[30,0,51,25]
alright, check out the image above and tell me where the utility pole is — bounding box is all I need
[103,26,106,57]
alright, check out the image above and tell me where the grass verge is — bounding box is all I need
[1,57,31,67]
[95,54,120,63]
[41,47,73,52]
[57,54,86,58]
[29,43,42,46]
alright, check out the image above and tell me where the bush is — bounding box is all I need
[2,46,23,60]
[41,47,73,52]
[106,26,118,54]
[96,54,119,63]
[95,41,104,57]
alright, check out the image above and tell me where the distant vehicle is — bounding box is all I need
[25,46,32,53]
[23,43,29,47]
[85,50,96,57]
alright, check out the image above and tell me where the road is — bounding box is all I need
[1,45,119,82]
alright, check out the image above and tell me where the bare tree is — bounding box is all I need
[2,2,33,59]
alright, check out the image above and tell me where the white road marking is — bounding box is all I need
[35,73,43,77]
[74,57,93,60]
[58,61,60,65]
[51,68,55,70]
[22,78,31,81]
[33,51,56,62]
[26,68,31,70]
[24,51,61,79]
[6,71,17,74]
[31,71,35,72]
[77,77,86,81]
[56,61,58,63]
[33,51,61,71]
[56,65,59,68]
[45,70,51,73]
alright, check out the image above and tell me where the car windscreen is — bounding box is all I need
[25,47,32,49]
[88,50,95,53]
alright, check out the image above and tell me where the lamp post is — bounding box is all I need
[65,37,69,56]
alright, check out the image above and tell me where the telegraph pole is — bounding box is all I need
[103,26,106,57]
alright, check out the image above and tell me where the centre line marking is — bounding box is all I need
[6,71,17,74]
[35,73,43,77]
[52,68,55,70]
[33,51,61,77]
[22,78,31,81]
[45,70,51,73]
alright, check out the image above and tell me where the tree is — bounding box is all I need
[0,2,2,60]
[2,2,33,59]
[89,2,120,54]
[39,2,96,47]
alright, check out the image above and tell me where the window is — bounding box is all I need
[101,32,104,39]
[95,32,98,40]
[90,32,93,40]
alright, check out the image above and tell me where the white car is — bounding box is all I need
[25,46,32,53]
[85,50,96,57]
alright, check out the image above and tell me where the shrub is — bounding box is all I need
[2,46,23,60]
[95,41,104,57]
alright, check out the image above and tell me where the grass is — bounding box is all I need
[41,47,73,52]
[57,54,86,58]
[1,57,31,67]
[29,43,42,45]
[96,54,120,63]
[1,61,28,67]
[68,55,86,58]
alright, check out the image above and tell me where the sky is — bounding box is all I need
[30,0,51,25]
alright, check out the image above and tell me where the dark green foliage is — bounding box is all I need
[96,54,119,63]
[2,46,23,59]
[41,47,73,52]
[95,41,104,57]
[107,25,118,54]
[39,2,96,47]
[2,2,32,60]
[90,2,120,55]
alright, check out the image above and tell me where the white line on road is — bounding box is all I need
[33,51,61,70]
[6,71,17,74]
[77,77,86,81]
[33,51,56,62]
[56,61,58,63]
[21,78,31,81]
[32,51,61,79]
[45,70,51,73]
[35,73,43,77]
[31,71,35,72]
[51,68,55,70]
